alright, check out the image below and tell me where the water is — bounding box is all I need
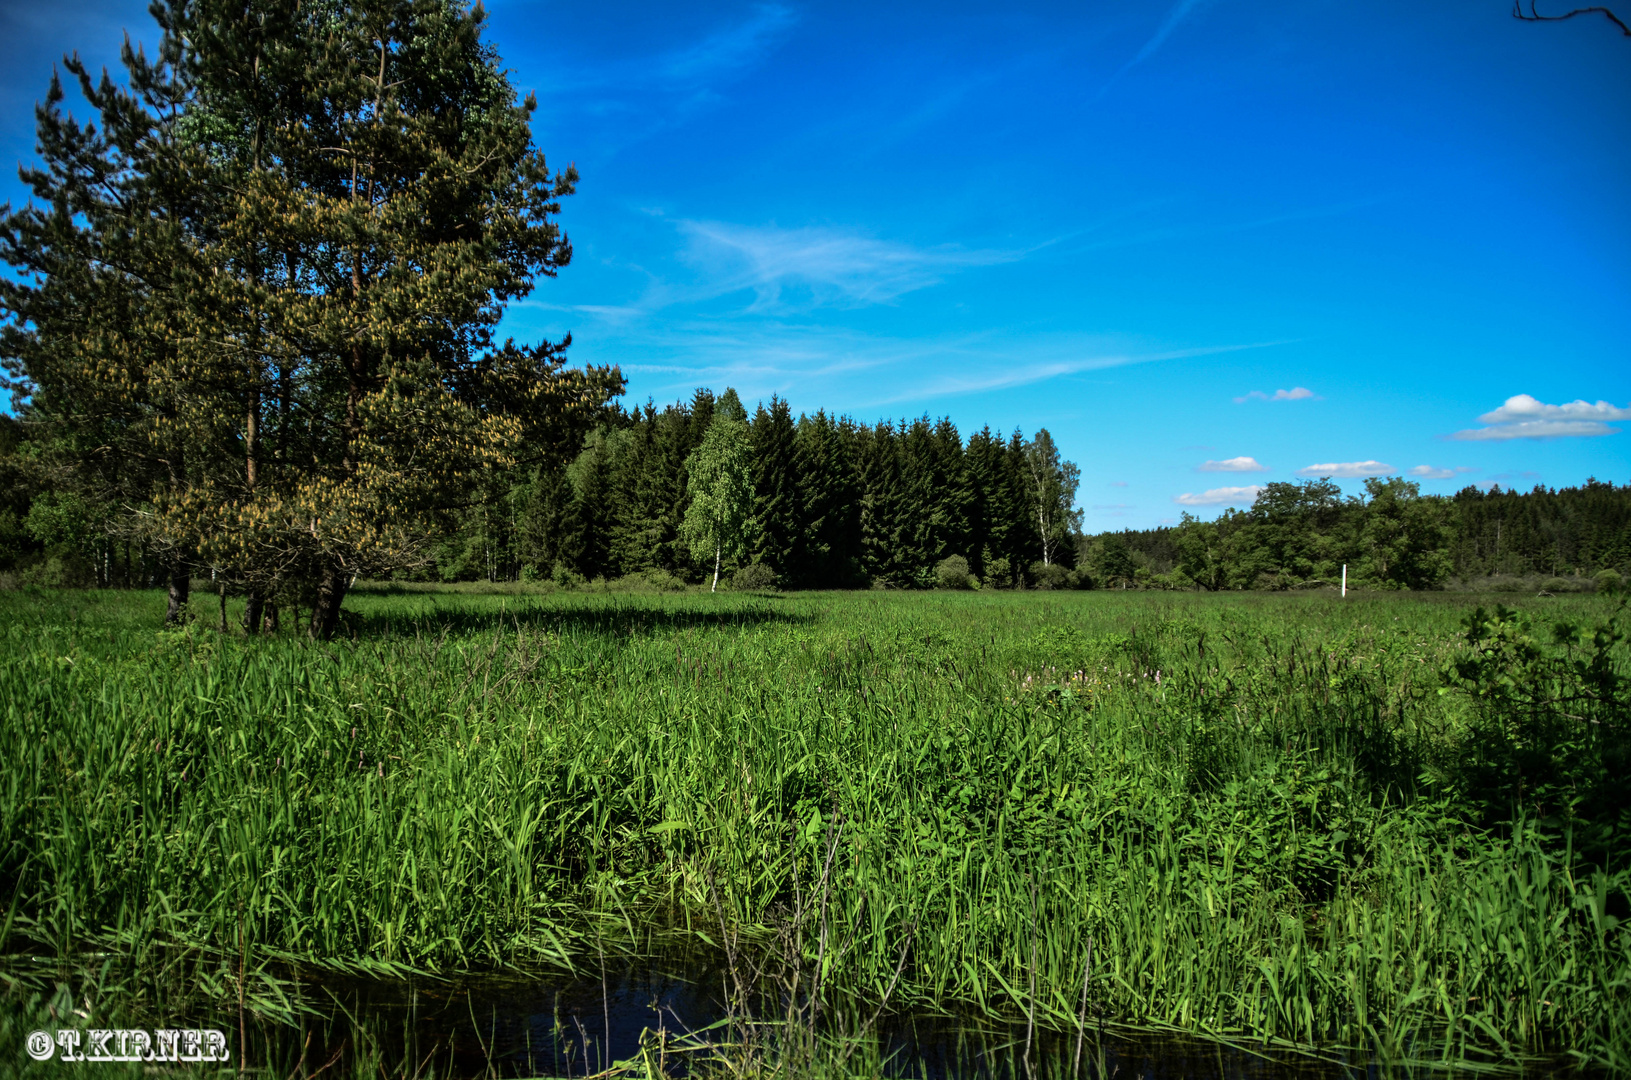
[219,949,1580,1079]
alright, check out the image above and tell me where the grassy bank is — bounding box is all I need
[0,585,1627,1073]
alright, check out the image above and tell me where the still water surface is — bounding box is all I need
[219,949,1579,1079]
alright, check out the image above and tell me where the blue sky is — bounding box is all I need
[4,0,1628,531]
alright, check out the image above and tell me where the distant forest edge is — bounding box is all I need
[4,389,1627,594]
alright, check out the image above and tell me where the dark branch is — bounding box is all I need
[1513,2,1631,35]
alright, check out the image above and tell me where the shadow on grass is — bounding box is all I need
[342,593,814,641]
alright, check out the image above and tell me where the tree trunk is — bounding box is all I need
[165,558,190,626]
[243,592,265,636]
[712,544,721,593]
[309,565,350,640]
[263,602,279,635]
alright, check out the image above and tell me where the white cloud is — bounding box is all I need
[1450,394,1631,441]
[675,219,1017,310]
[1173,485,1263,507]
[1198,455,1268,473]
[1297,461,1393,478]
[1233,386,1318,404]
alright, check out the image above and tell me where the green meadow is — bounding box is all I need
[0,584,1627,1075]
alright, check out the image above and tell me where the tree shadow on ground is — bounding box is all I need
[341,594,814,641]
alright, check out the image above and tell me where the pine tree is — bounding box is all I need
[609,405,659,575]
[930,417,972,566]
[796,410,862,587]
[563,429,619,580]
[965,426,1003,582]
[1002,429,1040,580]
[716,387,748,424]
[857,421,904,586]
[0,15,220,622]
[751,396,801,577]
[518,466,573,578]
[2,0,622,636]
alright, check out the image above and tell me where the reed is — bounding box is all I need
[0,584,1625,1073]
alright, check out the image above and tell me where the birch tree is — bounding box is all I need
[1021,428,1082,566]
[680,417,754,592]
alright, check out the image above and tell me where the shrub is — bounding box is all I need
[730,562,778,591]
[934,555,974,590]
[641,569,688,592]
[1030,561,1070,590]
[1441,604,1631,830]
[551,563,585,589]
[1541,577,1575,595]
[609,569,687,592]
[1597,568,1624,596]
[983,555,1012,588]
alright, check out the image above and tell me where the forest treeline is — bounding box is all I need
[0,387,1087,592]
[450,388,1083,590]
[1095,475,1631,591]
[5,386,1627,594]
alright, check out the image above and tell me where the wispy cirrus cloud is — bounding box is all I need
[1198,455,1268,473]
[1173,485,1263,507]
[1450,394,1631,441]
[1297,460,1393,478]
[897,341,1287,403]
[1408,465,1477,480]
[536,4,795,97]
[1101,0,1214,93]
[530,307,1289,411]
[674,219,1020,311]
[524,5,797,152]
[1234,386,1318,403]
[657,4,797,84]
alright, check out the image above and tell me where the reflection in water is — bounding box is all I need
[229,952,1563,1079]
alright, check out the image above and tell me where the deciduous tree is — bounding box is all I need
[680,417,754,592]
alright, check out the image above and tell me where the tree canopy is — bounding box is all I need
[0,0,622,634]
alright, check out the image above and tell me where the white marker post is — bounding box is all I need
[1341,564,1347,598]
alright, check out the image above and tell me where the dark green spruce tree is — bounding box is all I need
[751,396,801,579]
[857,421,905,586]
[796,410,863,588]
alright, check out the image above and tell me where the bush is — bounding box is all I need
[1540,577,1576,595]
[551,563,585,589]
[1597,568,1624,596]
[730,562,778,591]
[642,569,688,592]
[983,555,1012,589]
[1030,561,1070,590]
[1441,604,1631,831]
[609,569,687,592]
[934,555,974,590]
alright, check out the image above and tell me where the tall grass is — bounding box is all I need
[0,585,1626,1072]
